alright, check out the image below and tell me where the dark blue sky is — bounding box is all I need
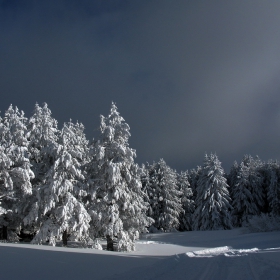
[1,0,280,172]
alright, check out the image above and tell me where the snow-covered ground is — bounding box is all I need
[0,228,280,279]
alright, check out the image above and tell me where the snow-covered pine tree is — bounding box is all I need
[193,153,232,230]
[188,166,202,202]
[177,171,194,231]
[231,155,265,226]
[22,103,60,237]
[244,156,265,212]
[0,105,34,240]
[264,160,280,216]
[86,102,152,251]
[24,120,90,246]
[231,162,255,226]
[0,119,13,239]
[227,161,239,189]
[28,103,59,186]
[140,163,151,206]
[143,159,183,232]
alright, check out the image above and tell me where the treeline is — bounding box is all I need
[0,102,279,251]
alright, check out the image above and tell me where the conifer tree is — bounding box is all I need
[231,162,254,226]
[227,161,239,189]
[264,160,280,216]
[244,156,265,209]
[24,120,90,246]
[86,103,152,251]
[28,103,59,186]
[193,153,232,230]
[0,105,34,239]
[188,166,202,202]
[143,159,183,231]
[177,171,194,231]
[0,113,12,238]
[231,155,265,226]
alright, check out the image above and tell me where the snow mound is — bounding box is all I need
[136,241,162,244]
[186,246,260,258]
[224,248,259,257]
[186,246,231,257]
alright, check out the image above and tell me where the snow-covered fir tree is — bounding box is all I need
[177,171,194,231]
[27,103,59,186]
[143,159,183,232]
[24,120,90,246]
[86,103,152,251]
[263,160,280,216]
[23,103,60,237]
[243,156,265,208]
[0,113,12,239]
[193,153,232,230]
[0,105,34,239]
[139,163,151,205]
[188,166,202,202]
[231,155,265,226]
[227,161,239,190]
[231,162,255,226]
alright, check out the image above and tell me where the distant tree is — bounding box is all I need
[177,171,194,231]
[231,155,265,226]
[86,103,152,251]
[188,166,202,202]
[193,153,232,230]
[24,120,90,246]
[227,161,239,189]
[231,162,251,226]
[244,156,265,209]
[264,160,280,216]
[0,105,34,240]
[143,159,183,232]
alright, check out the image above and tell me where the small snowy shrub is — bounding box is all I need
[92,239,103,250]
[116,231,135,252]
[7,230,20,242]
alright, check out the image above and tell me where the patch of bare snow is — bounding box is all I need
[0,229,280,279]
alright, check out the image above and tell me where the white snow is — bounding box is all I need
[0,228,280,279]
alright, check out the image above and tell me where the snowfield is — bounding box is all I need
[0,228,280,280]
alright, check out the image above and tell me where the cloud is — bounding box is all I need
[1,0,280,171]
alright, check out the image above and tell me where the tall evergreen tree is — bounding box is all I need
[86,103,152,251]
[28,103,59,186]
[193,153,232,230]
[264,160,280,216]
[244,156,265,209]
[24,120,90,246]
[177,171,194,231]
[227,161,239,189]
[188,166,202,202]
[143,159,183,232]
[231,155,265,226]
[0,105,34,239]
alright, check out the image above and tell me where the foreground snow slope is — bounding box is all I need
[0,229,279,280]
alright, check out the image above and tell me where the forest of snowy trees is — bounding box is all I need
[0,102,280,251]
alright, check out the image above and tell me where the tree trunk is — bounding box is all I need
[62,230,67,246]
[2,226,7,240]
[106,235,114,251]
